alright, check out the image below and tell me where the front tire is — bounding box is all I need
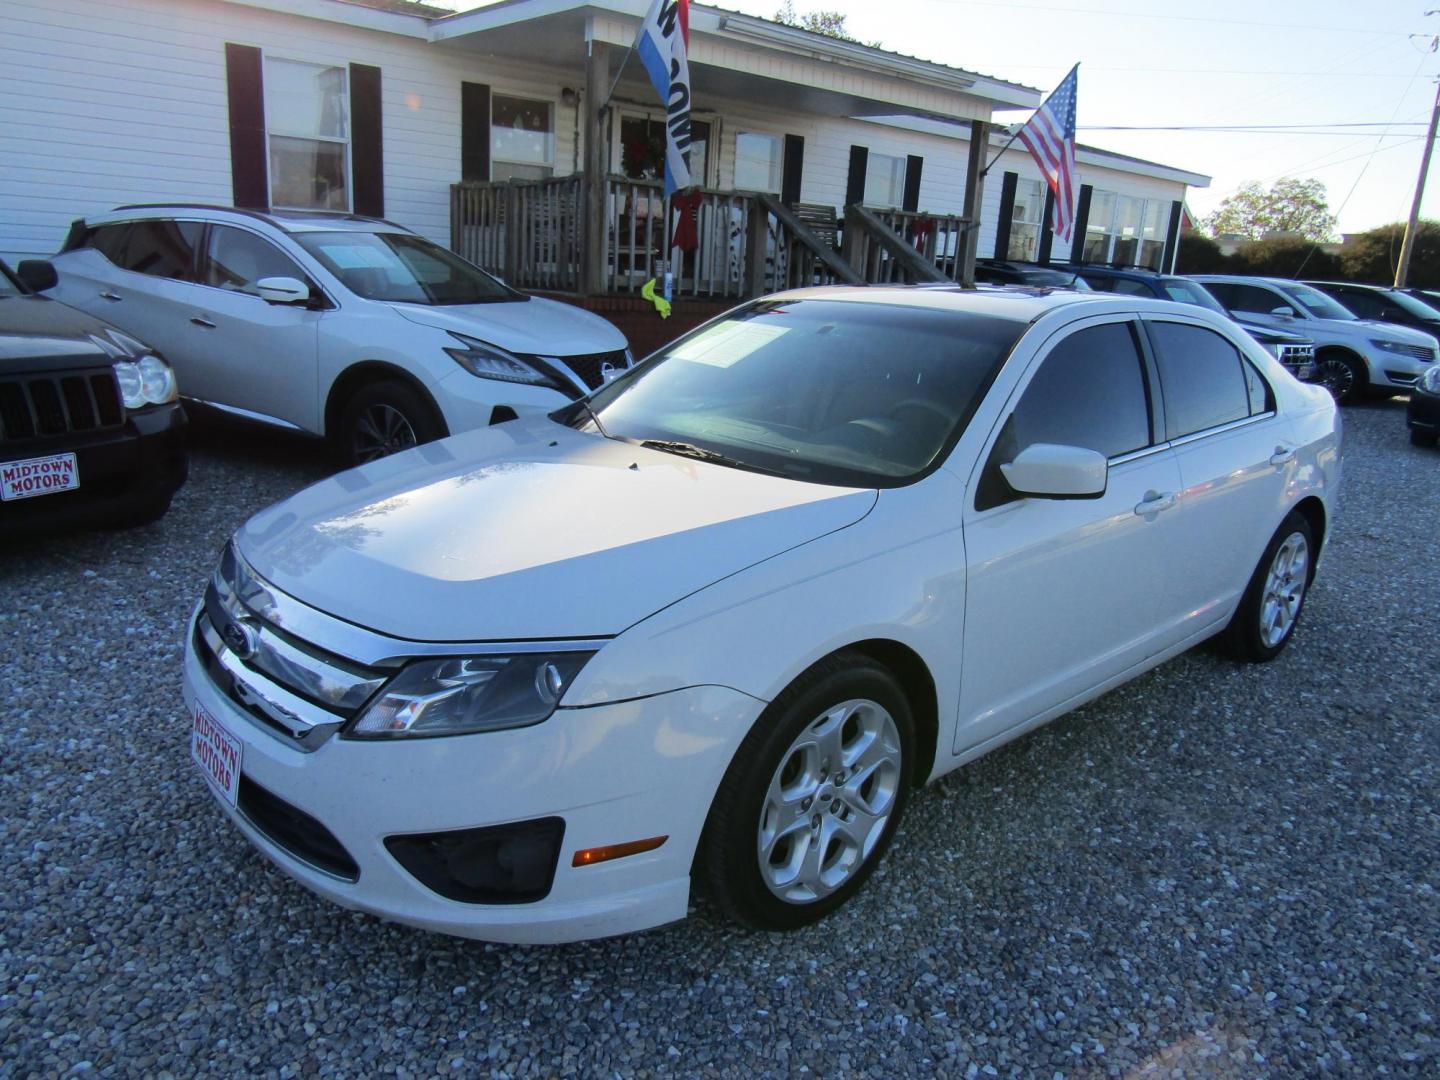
[1219,512,1315,663]
[698,652,915,931]
[336,380,447,467]
[1315,351,1367,404]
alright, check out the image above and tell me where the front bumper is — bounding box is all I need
[181,624,764,944]
[1365,351,1433,389]
[0,402,188,534]
[1408,386,1440,436]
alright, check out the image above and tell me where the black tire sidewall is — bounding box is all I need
[1225,512,1315,662]
[337,380,446,466]
[701,655,916,931]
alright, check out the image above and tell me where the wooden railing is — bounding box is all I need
[450,178,974,295]
[842,205,974,284]
[451,176,583,292]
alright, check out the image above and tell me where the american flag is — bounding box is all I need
[1016,64,1079,244]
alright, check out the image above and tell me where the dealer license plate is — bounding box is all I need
[191,703,242,808]
[1,453,79,501]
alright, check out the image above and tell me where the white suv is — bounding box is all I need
[45,205,630,463]
[1192,275,1437,403]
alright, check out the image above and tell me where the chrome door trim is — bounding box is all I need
[1167,411,1276,450]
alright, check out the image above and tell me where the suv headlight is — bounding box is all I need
[444,332,564,389]
[114,354,178,409]
[348,651,595,739]
[1370,338,1417,355]
[1420,365,1440,394]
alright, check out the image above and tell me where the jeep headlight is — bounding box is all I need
[1420,364,1440,394]
[348,651,595,738]
[114,354,178,409]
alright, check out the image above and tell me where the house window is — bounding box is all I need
[1084,191,1168,267]
[734,132,783,193]
[1082,190,1116,263]
[491,95,554,181]
[1139,200,1168,269]
[620,115,710,186]
[265,58,349,211]
[1007,178,1044,261]
[1110,195,1145,266]
[863,153,906,209]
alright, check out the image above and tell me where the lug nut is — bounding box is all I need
[801,796,812,811]
[811,815,821,830]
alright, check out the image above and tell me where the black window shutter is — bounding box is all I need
[350,64,384,217]
[993,171,1019,259]
[845,145,868,208]
[461,82,492,183]
[902,155,923,213]
[1070,184,1094,263]
[781,134,805,206]
[1162,200,1184,270]
[1036,187,1056,264]
[224,43,268,210]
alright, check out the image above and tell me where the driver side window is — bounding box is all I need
[977,322,1153,510]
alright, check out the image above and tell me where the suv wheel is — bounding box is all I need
[1315,352,1366,403]
[337,380,446,467]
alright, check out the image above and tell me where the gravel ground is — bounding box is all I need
[1,401,1436,1079]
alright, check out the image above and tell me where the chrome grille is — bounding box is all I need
[555,350,630,390]
[195,544,391,749]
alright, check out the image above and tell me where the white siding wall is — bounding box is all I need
[0,0,580,260]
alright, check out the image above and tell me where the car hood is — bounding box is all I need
[235,417,876,642]
[0,294,136,369]
[389,296,629,357]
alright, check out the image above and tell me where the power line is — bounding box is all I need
[1079,122,1429,132]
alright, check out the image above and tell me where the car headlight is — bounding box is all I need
[1420,365,1440,394]
[114,354,178,409]
[444,332,559,388]
[1370,338,1417,355]
[347,651,596,739]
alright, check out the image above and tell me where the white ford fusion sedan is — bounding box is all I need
[183,286,1342,944]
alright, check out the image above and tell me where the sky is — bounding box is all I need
[447,0,1440,236]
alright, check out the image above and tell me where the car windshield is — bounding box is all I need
[1162,279,1228,314]
[295,231,517,305]
[1377,288,1440,320]
[577,299,1026,488]
[1278,283,1356,321]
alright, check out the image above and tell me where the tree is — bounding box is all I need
[1173,232,1229,274]
[1340,221,1440,288]
[1229,236,1343,280]
[775,3,864,42]
[1205,179,1337,244]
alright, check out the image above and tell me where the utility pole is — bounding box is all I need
[1396,79,1440,287]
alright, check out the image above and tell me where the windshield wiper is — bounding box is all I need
[639,439,790,478]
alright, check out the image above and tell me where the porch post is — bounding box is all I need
[583,39,611,295]
[960,119,989,288]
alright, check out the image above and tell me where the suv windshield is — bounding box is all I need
[1278,283,1356,321]
[579,299,1026,488]
[1162,278,1228,314]
[296,232,517,305]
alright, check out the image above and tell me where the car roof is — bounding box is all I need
[94,204,412,235]
[1302,280,1396,292]
[766,284,1204,322]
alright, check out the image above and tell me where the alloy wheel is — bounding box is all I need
[1316,358,1355,401]
[352,404,419,463]
[1260,531,1309,648]
[757,698,902,904]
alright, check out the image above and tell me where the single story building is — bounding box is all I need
[3,0,1210,344]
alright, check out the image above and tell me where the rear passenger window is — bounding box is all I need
[1148,322,1259,439]
[1110,279,1154,297]
[977,322,1152,509]
[114,220,201,280]
[90,224,131,265]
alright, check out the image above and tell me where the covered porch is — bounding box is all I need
[429,1,1039,299]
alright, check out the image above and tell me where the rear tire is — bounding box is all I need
[335,380,446,467]
[698,652,915,931]
[1219,512,1315,663]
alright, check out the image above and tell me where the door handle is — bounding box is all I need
[1270,445,1295,467]
[1133,490,1176,517]
[99,291,122,302]
[190,316,217,329]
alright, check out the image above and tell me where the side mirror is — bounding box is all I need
[16,259,58,293]
[256,276,311,305]
[1000,443,1108,500]
[1270,306,1295,319]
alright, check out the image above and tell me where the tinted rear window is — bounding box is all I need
[1148,322,1256,439]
